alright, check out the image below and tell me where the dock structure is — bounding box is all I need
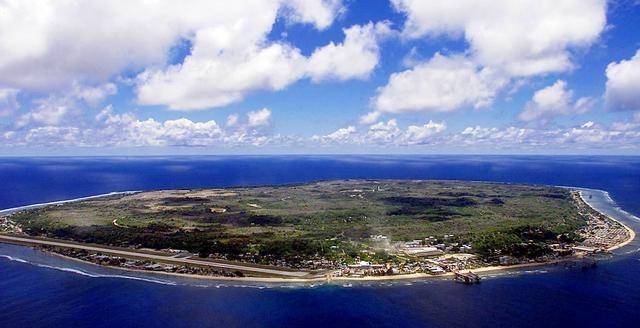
[453,271,481,284]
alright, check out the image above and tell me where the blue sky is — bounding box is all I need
[0,0,639,155]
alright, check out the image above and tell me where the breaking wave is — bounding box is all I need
[0,254,28,263]
[0,254,177,285]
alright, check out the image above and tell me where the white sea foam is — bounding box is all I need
[33,263,178,285]
[0,254,28,263]
[0,253,177,285]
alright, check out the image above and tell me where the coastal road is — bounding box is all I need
[0,234,310,278]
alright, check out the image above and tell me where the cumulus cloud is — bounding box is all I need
[311,118,640,151]
[307,21,392,82]
[404,121,447,145]
[518,80,595,123]
[605,49,640,112]
[611,113,640,131]
[392,0,606,77]
[368,0,606,119]
[452,121,640,150]
[313,126,358,143]
[23,126,85,146]
[1,0,196,91]
[282,0,345,30]
[14,82,118,128]
[0,0,377,112]
[3,109,640,151]
[7,108,282,147]
[72,83,118,106]
[247,108,272,127]
[314,119,447,146]
[137,19,388,111]
[372,53,507,114]
[3,101,286,148]
[455,126,536,147]
[87,111,225,147]
[137,41,308,110]
[365,119,402,144]
[16,96,78,128]
[0,0,344,92]
[559,121,625,144]
[359,111,382,125]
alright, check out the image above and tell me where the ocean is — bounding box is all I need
[1,155,639,328]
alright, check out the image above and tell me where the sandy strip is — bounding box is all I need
[577,190,636,251]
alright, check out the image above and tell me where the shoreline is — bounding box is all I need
[45,249,565,284]
[577,190,636,251]
[1,186,637,284]
[0,191,140,217]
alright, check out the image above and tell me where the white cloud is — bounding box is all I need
[372,53,507,114]
[456,126,536,147]
[452,121,640,150]
[365,119,402,144]
[137,19,386,111]
[72,83,117,106]
[23,126,85,146]
[16,96,78,128]
[403,121,447,145]
[2,131,15,140]
[392,0,606,77]
[315,125,358,143]
[37,107,276,147]
[0,88,19,117]
[518,80,595,123]
[369,0,606,120]
[307,21,392,82]
[560,121,622,144]
[93,112,222,147]
[0,0,192,91]
[282,0,345,30]
[605,49,640,111]
[101,112,280,148]
[247,108,272,127]
[137,41,308,110]
[359,111,382,125]
[15,82,117,128]
[0,0,350,111]
[314,119,446,146]
[4,110,640,151]
[226,114,239,127]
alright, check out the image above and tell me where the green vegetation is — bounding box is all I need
[9,180,586,263]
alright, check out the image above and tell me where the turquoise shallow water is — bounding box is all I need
[1,155,639,327]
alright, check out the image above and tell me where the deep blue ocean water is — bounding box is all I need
[1,155,639,328]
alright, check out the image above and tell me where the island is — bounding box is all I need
[0,180,634,282]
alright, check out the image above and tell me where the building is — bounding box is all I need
[402,246,443,257]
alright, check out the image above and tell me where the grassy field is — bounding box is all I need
[9,180,586,264]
